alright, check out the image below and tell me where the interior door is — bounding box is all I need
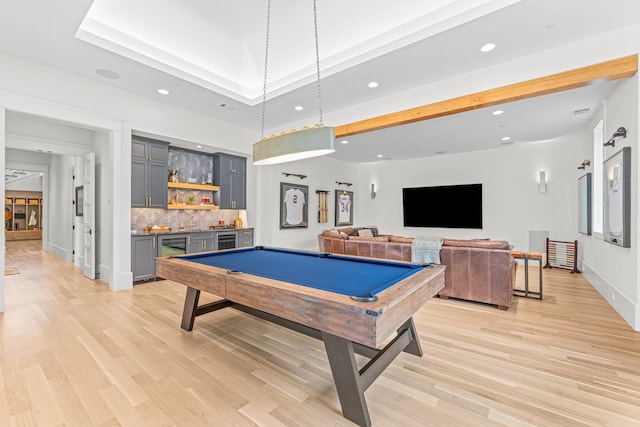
[82,152,96,279]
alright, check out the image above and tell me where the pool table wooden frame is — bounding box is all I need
[156,247,445,427]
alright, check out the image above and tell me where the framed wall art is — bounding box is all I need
[280,182,308,229]
[335,190,353,226]
[578,173,592,235]
[603,147,630,247]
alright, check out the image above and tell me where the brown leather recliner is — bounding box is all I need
[438,239,516,310]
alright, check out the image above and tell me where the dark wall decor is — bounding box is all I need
[578,173,592,235]
[335,190,353,226]
[603,147,631,247]
[280,182,308,229]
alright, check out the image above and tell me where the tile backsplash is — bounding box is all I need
[131,208,244,232]
[168,149,213,185]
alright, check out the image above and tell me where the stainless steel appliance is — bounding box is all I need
[216,231,237,250]
[158,234,188,257]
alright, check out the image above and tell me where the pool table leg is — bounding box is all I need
[181,287,201,331]
[322,331,371,427]
[322,317,422,427]
[400,317,423,357]
[181,287,233,331]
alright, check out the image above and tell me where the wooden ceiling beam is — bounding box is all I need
[334,54,638,138]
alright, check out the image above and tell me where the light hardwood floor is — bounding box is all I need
[2,240,640,426]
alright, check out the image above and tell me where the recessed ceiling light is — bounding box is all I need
[95,68,120,79]
[219,103,227,108]
[158,89,169,95]
[295,105,304,111]
[196,145,202,149]
[368,81,379,88]
[492,109,504,116]
[480,43,496,53]
[376,154,383,158]
[434,150,446,154]
[501,136,511,141]
[500,140,514,145]
[341,140,349,144]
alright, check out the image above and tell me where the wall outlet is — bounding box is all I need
[610,292,615,302]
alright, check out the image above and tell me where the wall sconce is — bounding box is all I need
[371,183,376,199]
[603,126,626,147]
[539,170,547,193]
[577,159,590,170]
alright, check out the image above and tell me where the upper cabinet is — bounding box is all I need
[167,148,219,209]
[213,153,246,209]
[131,136,169,208]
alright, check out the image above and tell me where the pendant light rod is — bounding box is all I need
[253,0,335,166]
[259,0,272,140]
[312,0,324,125]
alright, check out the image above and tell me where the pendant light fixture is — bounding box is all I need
[252,0,335,166]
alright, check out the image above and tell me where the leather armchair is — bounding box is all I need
[438,239,516,310]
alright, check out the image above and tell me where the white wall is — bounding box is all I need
[255,156,357,250]
[47,155,74,260]
[355,136,582,250]
[5,148,51,166]
[5,174,42,191]
[255,133,583,253]
[579,76,639,328]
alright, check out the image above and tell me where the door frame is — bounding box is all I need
[1,92,132,314]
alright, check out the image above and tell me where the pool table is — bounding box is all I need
[156,246,445,427]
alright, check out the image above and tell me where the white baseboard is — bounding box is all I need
[581,262,638,331]
[48,243,69,261]
[110,271,133,291]
[99,264,109,282]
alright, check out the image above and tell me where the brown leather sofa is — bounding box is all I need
[317,227,413,261]
[318,228,516,310]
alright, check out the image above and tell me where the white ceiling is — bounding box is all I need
[1,0,639,163]
[76,0,521,104]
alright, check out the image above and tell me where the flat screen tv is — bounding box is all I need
[403,183,482,229]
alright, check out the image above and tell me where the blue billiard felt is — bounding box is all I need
[180,247,422,298]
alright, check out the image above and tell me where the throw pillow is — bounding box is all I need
[339,227,358,236]
[358,228,374,237]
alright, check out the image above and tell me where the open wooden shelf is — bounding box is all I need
[6,190,43,240]
[167,203,220,210]
[167,182,220,191]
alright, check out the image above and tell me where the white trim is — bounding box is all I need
[582,262,637,329]
[0,107,5,312]
[1,91,131,297]
[0,89,121,131]
[6,132,93,157]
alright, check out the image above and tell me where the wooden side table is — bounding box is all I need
[512,251,543,300]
